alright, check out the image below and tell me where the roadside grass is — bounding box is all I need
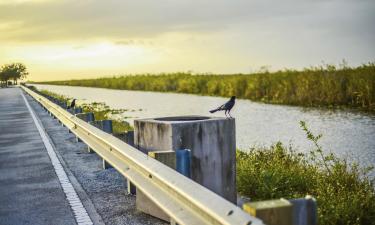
[38,89,133,133]
[36,63,375,112]
[237,122,375,225]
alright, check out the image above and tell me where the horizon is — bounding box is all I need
[28,61,374,83]
[1,0,374,81]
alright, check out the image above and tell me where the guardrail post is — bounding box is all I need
[289,196,317,225]
[75,112,95,142]
[114,131,137,195]
[101,120,113,169]
[125,131,136,195]
[89,119,114,169]
[74,107,83,114]
[176,149,191,178]
[101,120,113,134]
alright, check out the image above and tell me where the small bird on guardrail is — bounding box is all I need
[68,99,76,109]
[209,96,236,118]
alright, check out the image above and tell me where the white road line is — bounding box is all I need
[21,91,94,225]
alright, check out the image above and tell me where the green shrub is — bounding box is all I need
[237,122,375,225]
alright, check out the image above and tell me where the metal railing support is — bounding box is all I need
[176,149,191,178]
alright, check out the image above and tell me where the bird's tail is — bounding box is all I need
[209,109,218,113]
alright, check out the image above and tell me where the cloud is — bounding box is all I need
[0,0,374,81]
[0,0,56,5]
[0,0,372,44]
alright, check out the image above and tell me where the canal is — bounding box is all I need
[34,84,375,175]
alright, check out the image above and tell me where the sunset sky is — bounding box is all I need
[0,0,374,81]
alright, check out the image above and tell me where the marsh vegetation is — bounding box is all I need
[38,63,375,112]
[237,121,375,225]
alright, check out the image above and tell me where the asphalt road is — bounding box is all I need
[0,87,77,225]
[0,87,166,225]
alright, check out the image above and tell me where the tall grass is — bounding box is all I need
[37,63,375,111]
[237,122,375,225]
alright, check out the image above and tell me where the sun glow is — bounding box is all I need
[0,41,162,80]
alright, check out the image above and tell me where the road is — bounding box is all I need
[0,87,80,224]
[0,87,165,225]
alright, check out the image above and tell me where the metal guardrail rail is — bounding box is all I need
[22,86,263,225]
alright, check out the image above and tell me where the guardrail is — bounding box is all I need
[21,85,263,225]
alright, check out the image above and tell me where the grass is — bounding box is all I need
[237,122,375,225]
[36,62,375,112]
[38,89,133,133]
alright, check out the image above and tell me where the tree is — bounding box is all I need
[0,63,29,86]
[0,67,11,87]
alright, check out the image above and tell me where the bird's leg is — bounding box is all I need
[228,111,233,118]
[225,110,228,118]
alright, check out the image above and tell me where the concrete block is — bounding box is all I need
[148,150,176,169]
[134,116,236,203]
[136,151,175,221]
[243,199,293,225]
[136,189,169,222]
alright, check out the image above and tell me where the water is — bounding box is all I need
[34,84,375,174]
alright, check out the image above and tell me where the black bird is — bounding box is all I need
[68,99,76,109]
[209,96,236,118]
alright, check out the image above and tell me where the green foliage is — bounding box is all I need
[37,63,375,111]
[39,90,133,134]
[0,63,28,85]
[237,122,375,225]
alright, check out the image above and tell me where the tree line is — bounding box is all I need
[0,63,29,87]
[39,63,375,112]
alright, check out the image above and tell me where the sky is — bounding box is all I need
[0,0,374,81]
